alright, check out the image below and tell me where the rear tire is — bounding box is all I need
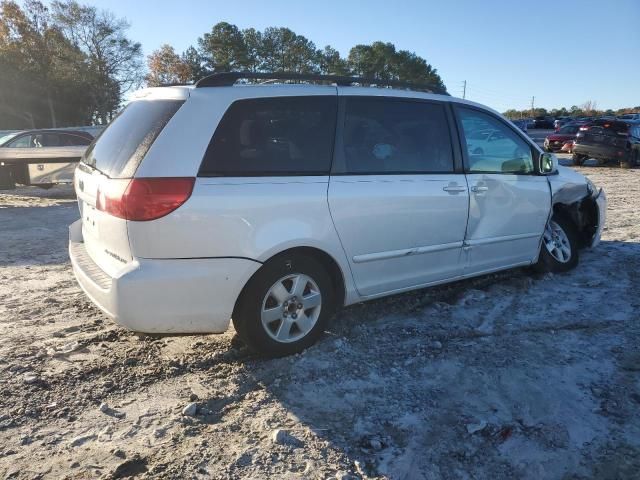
[620,152,635,169]
[232,252,336,357]
[534,213,579,273]
[572,153,586,166]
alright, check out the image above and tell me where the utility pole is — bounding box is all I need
[530,96,535,117]
[462,80,467,99]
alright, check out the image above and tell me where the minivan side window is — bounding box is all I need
[458,107,534,174]
[199,96,337,176]
[335,97,454,174]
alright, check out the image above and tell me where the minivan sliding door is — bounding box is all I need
[328,94,469,297]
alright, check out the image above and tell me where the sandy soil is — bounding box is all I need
[0,165,639,480]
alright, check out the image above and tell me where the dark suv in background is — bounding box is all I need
[573,120,640,168]
[532,116,555,129]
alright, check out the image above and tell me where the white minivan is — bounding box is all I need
[70,72,606,356]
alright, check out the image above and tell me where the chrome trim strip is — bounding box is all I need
[464,232,540,247]
[352,241,464,264]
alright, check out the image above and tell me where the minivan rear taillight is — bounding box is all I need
[96,177,195,221]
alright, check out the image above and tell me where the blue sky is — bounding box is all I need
[90,0,640,111]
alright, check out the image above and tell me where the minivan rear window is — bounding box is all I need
[199,96,337,176]
[82,99,184,178]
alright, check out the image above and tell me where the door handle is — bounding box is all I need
[471,186,489,193]
[443,185,467,193]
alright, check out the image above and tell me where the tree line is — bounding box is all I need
[145,22,446,92]
[2,2,636,131]
[0,1,447,130]
[503,102,640,120]
[0,0,142,129]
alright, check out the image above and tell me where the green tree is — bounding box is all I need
[181,45,208,81]
[348,41,445,90]
[198,21,247,72]
[317,45,349,75]
[0,0,93,128]
[52,0,143,124]
[259,27,318,73]
[241,27,263,72]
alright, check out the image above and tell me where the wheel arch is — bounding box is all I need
[552,197,599,247]
[232,246,347,321]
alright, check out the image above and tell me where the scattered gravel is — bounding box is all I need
[1,165,639,479]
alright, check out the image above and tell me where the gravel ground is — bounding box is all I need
[0,164,639,480]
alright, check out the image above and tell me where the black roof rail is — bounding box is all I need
[194,71,449,95]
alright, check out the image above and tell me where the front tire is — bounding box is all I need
[535,214,579,273]
[232,253,336,357]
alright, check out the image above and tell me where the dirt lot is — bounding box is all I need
[1,164,639,480]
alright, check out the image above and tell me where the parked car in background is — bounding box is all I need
[0,129,93,188]
[554,117,572,131]
[573,120,640,168]
[69,72,606,357]
[511,119,528,133]
[617,113,640,121]
[532,116,555,129]
[544,124,580,152]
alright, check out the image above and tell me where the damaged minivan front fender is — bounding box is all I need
[548,165,606,247]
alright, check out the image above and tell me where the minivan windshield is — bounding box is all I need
[82,99,184,178]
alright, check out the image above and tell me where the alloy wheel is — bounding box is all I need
[543,220,572,263]
[260,274,322,343]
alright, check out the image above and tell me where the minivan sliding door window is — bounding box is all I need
[333,97,454,174]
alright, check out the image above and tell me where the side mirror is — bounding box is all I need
[539,152,558,174]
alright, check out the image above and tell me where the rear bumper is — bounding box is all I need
[573,143,628,161]
[68,219,261,333]
[591,188,607,248]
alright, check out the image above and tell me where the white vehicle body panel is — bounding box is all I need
[69,219,260,333]
[464,173,550,273]
[0,145,86,162]
[73,167,134,278]
[68,83,607,335]
[329,174,469,297]
[27,161,76,184]
[0,145,86,184]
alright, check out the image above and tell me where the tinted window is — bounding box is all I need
[337,97,453,174]
[458,107,533,174]
[60,133,92,146]
[32,133,61,147]
[8,135,33,148]
[559,126,579,134]
[0,133,19,146]
[82,99,184,178]
[200,96,337,176]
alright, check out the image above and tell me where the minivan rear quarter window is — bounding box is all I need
[82,99,184,178]
[199,96,338,176]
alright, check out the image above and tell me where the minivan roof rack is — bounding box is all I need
[194,71,449,95]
